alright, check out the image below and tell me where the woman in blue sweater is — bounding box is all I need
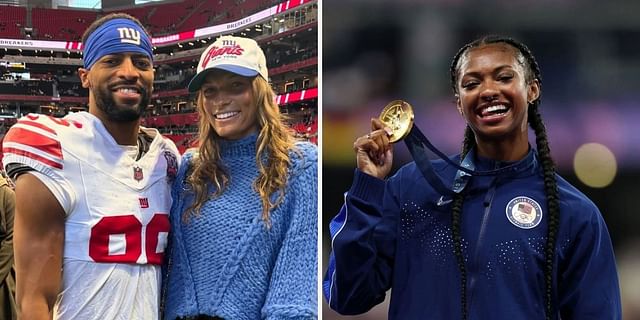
[163,36,317,320]
[324,35,621,319]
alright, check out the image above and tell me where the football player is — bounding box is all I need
[2,13,179,319]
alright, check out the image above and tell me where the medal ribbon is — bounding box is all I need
[403,125,526,195]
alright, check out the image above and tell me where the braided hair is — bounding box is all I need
[448,35,560,320]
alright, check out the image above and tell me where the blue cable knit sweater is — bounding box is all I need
[163,134,318,320]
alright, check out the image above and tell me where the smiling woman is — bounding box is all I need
[323,35,622,320]
[454,43,539,161]
[162,35,318,320]
[200,70,258,140]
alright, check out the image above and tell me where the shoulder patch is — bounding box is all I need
[163,150,179,183]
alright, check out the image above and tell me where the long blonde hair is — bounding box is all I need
[184,76,295,223]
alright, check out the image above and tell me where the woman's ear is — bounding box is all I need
[527,79,540,103]
[455,95,464,116]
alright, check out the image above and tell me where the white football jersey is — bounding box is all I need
[2,112,180,320]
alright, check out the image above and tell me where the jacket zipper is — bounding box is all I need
[467,174,499,316]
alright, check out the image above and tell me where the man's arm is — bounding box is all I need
[14,173,65,319]
[0,183,15,289]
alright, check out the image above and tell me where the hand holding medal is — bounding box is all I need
[378,100,415,143]
[354,100,415,179]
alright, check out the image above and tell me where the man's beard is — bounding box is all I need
[94,85,149,122]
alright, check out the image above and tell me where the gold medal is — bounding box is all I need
[379,100,414,143]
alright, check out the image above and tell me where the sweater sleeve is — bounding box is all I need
[323,168,401,315]
[557,203,622,320]
[262,144,318,320]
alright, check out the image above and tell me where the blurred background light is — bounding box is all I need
[573,143,617,188]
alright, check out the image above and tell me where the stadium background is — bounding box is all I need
[323,0,640,319]
[0,0,318,157]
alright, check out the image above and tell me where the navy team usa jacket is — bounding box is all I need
[323,149,621,320]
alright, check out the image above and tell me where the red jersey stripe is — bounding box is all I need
[2,147,64,170]
[17,119,57,135]
[4,127,63,159]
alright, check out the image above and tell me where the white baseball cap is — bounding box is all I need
[188,35,268,92]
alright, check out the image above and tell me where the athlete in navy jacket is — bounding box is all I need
[323,36,622,320]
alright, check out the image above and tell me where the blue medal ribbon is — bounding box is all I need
[404,125,526,195]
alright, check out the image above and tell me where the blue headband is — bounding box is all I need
[83,18,153,69]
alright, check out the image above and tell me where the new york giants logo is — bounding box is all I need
[221,39,235,46]
[139,197,149,208]
[117,27,141,45]
[201,42,244,69]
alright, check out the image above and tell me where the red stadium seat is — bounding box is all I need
[31,8,98,41]
[0,5,27,38]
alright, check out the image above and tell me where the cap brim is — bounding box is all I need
[187,65,259,92]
